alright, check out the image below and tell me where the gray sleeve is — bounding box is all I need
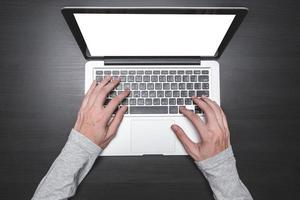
[195,146,253,200]
[32,129,102,200]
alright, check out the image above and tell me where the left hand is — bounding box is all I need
[74,77,130,149]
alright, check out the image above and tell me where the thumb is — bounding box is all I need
[171,124,195,154]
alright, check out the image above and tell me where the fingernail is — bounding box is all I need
[171,124,177,131]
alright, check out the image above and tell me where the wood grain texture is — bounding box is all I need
[0,0,299,199]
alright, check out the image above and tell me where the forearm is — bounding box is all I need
[195,146,253,200]
[32,129,101,200]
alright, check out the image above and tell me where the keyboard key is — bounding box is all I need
[153,98,160,105]
[198,75,209,82]
[149,91,156,97]
[130,98,136,105]
[195,106,202,114]
[167,75,174,82]
[96,76,103,82]
[145,98,152,105]
[147,83,154,90]
[173,91,180,97]
[120,76,126,82]
[129,70,136,75]
[181,91,187,97]
[96,71,103,75]
[170,70,176,74]
[179,83,185,89]
[155,83,162,90]
[165,90,172,97]
[175,75,181,82]
[151,76,158,82]
[169,106,178,114]
[104,71,111,75]
[136,76,142,82]
[116,84,122,90]
[143,75,150,82]
[153,70,160,75]
[183,75,189,82]
[177,70,184,74]
[157,91,164,97]
[145,70,152,75]
[130,106,168,114]
[163,83,170,90]
[177,98,184,105]
[137,70,144,75]
[131,83,138,90]
[128,76,134,82]
[185,98,192,105]
[139,83,146,90]
[110,91,117,98]
[161,70,168,74]
[169,98,176,105]
[195,83,201,89]
[141,91,148,97]
[171,83,178,90]
[188,91,195,97]
[196,90,209,97]
[121,70,128,75]
[186,70,192,74]
[124,83,130,90]
[121,99,128,105]
[112,70,119,75]
[187,83,193,89]
[159,75,166,82]
[161,98,168,105]
[202,70,209,74]
[190,75,197,82]
[133,91,140,97]
[138,98,144,105]
[194,70,201,74]
[202,83,209,89]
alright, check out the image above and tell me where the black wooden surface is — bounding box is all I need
[0,0,300,199]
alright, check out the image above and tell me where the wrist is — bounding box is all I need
[195,146,234,171]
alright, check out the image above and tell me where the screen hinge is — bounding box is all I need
[103,57,201,65]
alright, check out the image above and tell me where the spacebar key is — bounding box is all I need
[130,106,168,114]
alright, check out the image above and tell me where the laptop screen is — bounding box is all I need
[73,13,235,57]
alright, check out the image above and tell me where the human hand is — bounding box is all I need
[74,77,130,149]
[171,96,230,161]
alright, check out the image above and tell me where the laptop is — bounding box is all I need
[62,7,247,156]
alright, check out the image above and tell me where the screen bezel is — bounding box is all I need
[61,7,248,60]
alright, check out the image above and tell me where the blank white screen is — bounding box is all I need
[74,13,235,56]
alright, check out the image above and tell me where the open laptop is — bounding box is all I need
[62,7,247,156]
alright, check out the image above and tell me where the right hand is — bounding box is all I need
[171,96,230,161]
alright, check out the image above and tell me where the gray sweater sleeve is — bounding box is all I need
[195,146,253,200]
[32,129,102,200]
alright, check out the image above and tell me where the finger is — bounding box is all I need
[97,75,112,88]
[96,78,121,105]
[106,106,127,139]
[200,96,224,128]
[179,106,207,139]
[192,96,218,125]
[86,76,112,108]
[171,124,195,154]
[105,89,130,116]
[81,80,97,109]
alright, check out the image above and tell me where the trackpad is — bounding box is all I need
[131,120,176,154]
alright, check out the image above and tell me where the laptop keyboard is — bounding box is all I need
[94,68,210,115]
